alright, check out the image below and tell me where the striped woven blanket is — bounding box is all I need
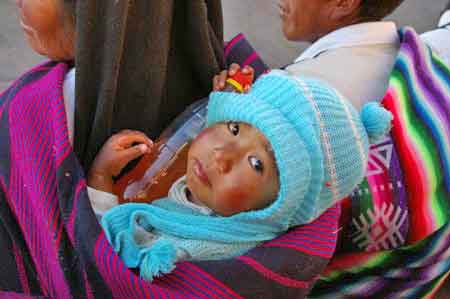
[0,36,337,298]
[310,27,450,299]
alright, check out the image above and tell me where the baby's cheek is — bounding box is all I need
[217,187,255,215]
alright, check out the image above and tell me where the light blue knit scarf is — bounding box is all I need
[100,177,279,281]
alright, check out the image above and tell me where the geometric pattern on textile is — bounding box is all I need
[352,201,408,251]
[311,26,450,299]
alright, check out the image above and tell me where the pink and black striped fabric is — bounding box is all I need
[0,36,339,298]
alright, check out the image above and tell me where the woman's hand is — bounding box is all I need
[88,130,153,193]
[213,63,254,92]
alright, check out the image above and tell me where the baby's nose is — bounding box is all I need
[213,147,234,173]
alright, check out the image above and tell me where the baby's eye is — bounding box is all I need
[227,122,240,136]
[248,156,264,173]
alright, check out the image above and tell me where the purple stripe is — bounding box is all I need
[171,273,213,299]
[402,32,450,135]
[7,81,72,299]
[177,264,240,299]
[281,232,338,244]
[237,256,312,288]
[270,236,336,250]
[68,180,85,243]
[95,235,144,298]
[224,34,244,58]
[0,291,48,299]
[0,62,53,98]
[83,272,94,299]
[174,266,228,299]
[263,242,335,258]
[157,275,184,299]
[242,51,258,67]
[10,213,31,294]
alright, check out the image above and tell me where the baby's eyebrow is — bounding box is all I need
[264,143,274,155]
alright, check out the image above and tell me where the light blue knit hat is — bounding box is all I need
[207,70,392,227]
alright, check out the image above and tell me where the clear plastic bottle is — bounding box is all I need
[114,71,253,203]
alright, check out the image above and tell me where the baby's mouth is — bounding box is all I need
[193,158,212,187]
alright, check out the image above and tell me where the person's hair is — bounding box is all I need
[359,0,405,20]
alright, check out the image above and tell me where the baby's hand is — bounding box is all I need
[88,130,153,192]
[213,63,254,92]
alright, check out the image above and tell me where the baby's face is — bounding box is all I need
[186,122,279,216]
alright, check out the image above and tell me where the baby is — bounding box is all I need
[88,71,392,281]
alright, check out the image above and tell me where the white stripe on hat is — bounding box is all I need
[294,77,340,203]
[336,93,367,178]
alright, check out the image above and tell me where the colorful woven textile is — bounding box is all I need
[0,36,338,298]
[310,27,450,299]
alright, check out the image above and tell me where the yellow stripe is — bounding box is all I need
[226,78,245,93]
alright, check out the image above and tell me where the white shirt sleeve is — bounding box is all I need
[63,68,117,217]
[63,67,76,145]
[87,187,119,217]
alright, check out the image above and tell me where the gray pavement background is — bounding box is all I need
[223,0,448,67]
[1,0,449,92]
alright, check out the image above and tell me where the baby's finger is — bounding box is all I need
[228,63,241,76]
[117,131,153,149]
[213,75,221,91]
[119,144,149,163]
[217,70,228,90]
[242,65,255,75]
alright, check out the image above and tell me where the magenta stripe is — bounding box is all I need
[123,263,138,299]
[55,144,72,167]
[157,275,184,299]
[54,222,64,251]
[95,235,135,298]
[83,272,94,299]
[280,235,337,247]
[170,273,212,299]
[9,165,50,294]
[314,217,339,225]
[278,231,337,242]
[0,63,52,98]
[268,236,336,250]
[320,205,340,216]
[107,239,127,298]
[262,243,333,258]
[265,239,335,253]
[237,256,312,288]
[242,51,258,67]
[5,63,72,298]
[174,268,224,299]
[280,228,337,240]
[0,291,48,299]
[12,237,30,294]
[151,278,167,299]
[178,264,241,299]
[224,34,244,57]
[129,271,152,299]
[67,180,86,243]
[0,99,6,121]
[293,224,336,234]
[315,215,339,223]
